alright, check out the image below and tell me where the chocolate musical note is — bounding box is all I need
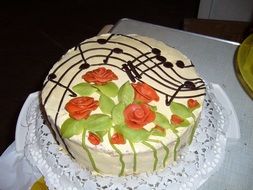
[97,34,115,44]
[163,62,173,68]
[127,61,141,79]
[103,48,123,64]
[152,48,161,55]
[184,81,196,89]
[156,55,166,63]
[140,54,168,73]
[79,63,90,70]
[165,81,196,106]
[122,63,136,82]
[48,73,77,97]
[176,60,185,68]
[176,60,194,68]
[122,60,142,82]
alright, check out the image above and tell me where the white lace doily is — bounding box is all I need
[24,84,229,190]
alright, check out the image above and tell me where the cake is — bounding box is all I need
[41,33,206,176]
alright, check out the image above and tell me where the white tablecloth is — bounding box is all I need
[0,142,41,190]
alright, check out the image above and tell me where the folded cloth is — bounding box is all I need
[0,142,41,190]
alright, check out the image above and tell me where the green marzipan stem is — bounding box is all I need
[147,139,169,168]
[108,131,125,176]
[161,142,169,167]
[189,115,197,144]
[142,141,158,171]
[174,133,180,161]
[81,130,100,173]
[129,141,137,173]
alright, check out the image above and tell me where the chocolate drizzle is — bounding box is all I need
[48,74,77,97]
[54,68,85,159]
[77,44,90,67]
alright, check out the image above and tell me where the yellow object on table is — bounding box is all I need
[31,177,48,190]
[236,34,253,98]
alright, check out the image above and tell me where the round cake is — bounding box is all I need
[41,33,206,176]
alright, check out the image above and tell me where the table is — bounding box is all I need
[110,18,253,190]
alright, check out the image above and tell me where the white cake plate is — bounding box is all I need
[15,83,239,190]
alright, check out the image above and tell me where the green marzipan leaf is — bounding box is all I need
[85,114,112,132]
[150,105,157,112]
[61,118,86,138]
[95,82,118,97]
[118,81,134,106]
[113,125,122,133]
[154,112,173,129]
[99,94,115,114]
[170,102,192,119]
[118,125,150,143]
[72,83,97,96]
[112,102,126,125]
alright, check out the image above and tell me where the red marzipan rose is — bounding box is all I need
[124,103,155,129]
[132,82,159,103]
[88,132,101,145]
[170,114,184,125]
[82,67,118,85]
[187,99,200,109]
[65,97,99,120]
[110,133,126,144]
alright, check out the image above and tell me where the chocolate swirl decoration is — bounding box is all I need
[42,34,206,155]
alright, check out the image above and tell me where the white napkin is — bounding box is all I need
[0,142,41,190]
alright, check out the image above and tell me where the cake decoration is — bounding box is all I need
[132,82,159,103]
[41,33,206,176]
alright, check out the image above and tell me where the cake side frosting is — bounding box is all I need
[41,33,206,176]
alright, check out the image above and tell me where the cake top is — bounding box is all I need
[41,33,205,156]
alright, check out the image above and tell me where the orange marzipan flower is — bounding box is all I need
[65,96,99,120]
[110,133,126,144]
[171,114,184,125]
[187,98,200,109]
[132,82,159,103]
[124,103,155,129]
[82,67,118,85]
[88,132,101,145]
